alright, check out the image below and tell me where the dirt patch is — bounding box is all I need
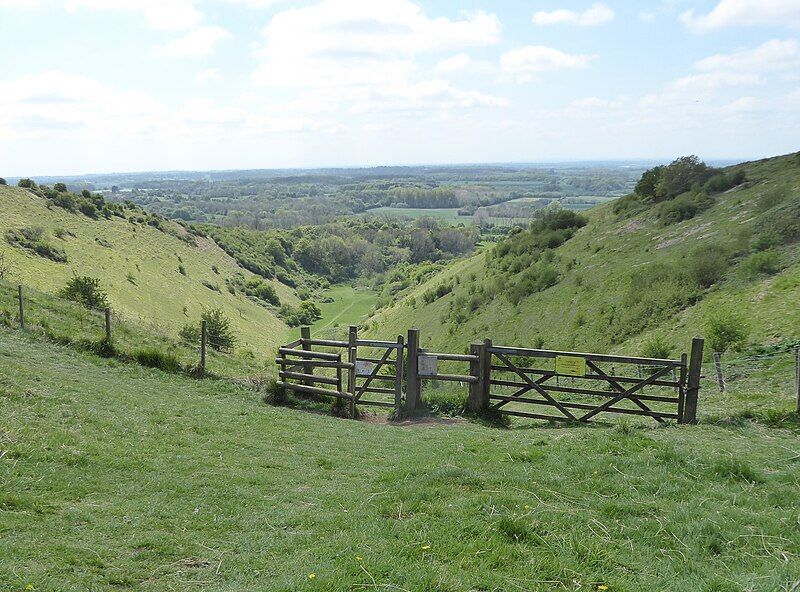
[617,219,644,234]
[656,222,713,249]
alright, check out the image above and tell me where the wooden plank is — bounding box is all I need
[494,352,577,420]
[358,356,398,365]
[300,326,313,387]
[356,339,402,349]
[279,371,339,386]
[357,386,396,395]
[429,352,478,362]
[404,328,421,413]
[394,335,404,411]
[277,381,350,399]
[489,365,682,388]
[279,348,340,360]
[683,337,704,424]
[468,342,484,413]
[491,399,679,421]
[348,326,358,417]
[355,400,396,408]
[500,409,574,422]
[303,338,349,348]
[283,338,302,349]
[489,378,680,404]
[419,373,477,383]
[579,364,674,422]
[487,345,682,367]
[585,359,666,425]
[275,358,354,369]
[678,353,688,423]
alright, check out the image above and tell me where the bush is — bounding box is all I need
[0,177,7,185]
[756,186,789,213]
[507,262,559,305]
[657,191,714,225]
[179,323,200,343]
[740,250,781,279]
[641,335,674,359]
[685,244,728,288]
[5,227,67,263]
[263,378,288,406]
[58,276,108,309]
[278,301,322,327]
[132,348,181,373]
[178,264,187,276]
[17,178,36,189]
[202,307,236,351]
[53,182,67,192]
[705,308,749,354]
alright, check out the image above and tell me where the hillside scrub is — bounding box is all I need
[58,276,109,310]
[5,226,67,263]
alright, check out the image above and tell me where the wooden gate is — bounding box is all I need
[276,326,404,416]
[484,341,700,424]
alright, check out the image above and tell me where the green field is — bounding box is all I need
[2,329,800,591]
[364,207,466,224]
[291,285,378,339]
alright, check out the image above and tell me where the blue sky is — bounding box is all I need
[0,0,798,174]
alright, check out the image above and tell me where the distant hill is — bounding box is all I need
[366,152,800,358]
[0,185,296,354]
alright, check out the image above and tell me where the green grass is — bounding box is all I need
[2,330,800,591]
[300,285,378,337]
[0,186,295,355]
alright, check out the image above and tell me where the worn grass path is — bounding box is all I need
[1,330,800,591]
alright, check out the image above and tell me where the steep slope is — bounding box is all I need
[0,185,296,354]
[367,152,800,356]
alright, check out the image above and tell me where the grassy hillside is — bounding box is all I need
[3,329,800,591]
[367,153,800,360]
[0,185,296,354]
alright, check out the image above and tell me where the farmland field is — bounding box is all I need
[364,207,466,224]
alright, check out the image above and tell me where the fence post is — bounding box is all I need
[394,334,404,412]
[683,337,704,424]
[199,319,207,377]
[468,342,483,413]
[300,326,313,386]
[104,307,112,343]
[17,285,24,330]
[482,338,492,408]
[712,352,725,393]
[404,328,420,413]
[348,325,358,418]
[795,346,800,415]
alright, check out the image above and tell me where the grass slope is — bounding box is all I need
[2,330,800,591]
[0,186,295,354]
[368,153,800,357]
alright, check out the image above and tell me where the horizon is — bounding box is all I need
[2,0,799,175]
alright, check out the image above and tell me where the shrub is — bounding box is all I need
[657,191,714,225]
[641,335,674,359]
[178,264,187,276]
[685,244,728,288]
[132,348,181,373]
[507,262,559,305]
[263,378,288,406]
[5,227,67,262]
[756,186,789,213]
[202,307,236,351]
[278,301,322,327]
[740,250,781,279]
[58,276,109,309]
[17,178,36,189]
[53,182,67,192]
[0,177,6,185]
[705,308,749,354]
[179,323,200,343]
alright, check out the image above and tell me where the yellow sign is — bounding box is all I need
[555,355,586,377]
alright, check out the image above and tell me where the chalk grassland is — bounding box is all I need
[1,330,799,591]
[368,155,800,359]
[0,186,296,355]
[293,284,378,338]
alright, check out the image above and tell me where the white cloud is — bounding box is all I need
[0,0,43,7]
[693,38,800,72]
[63,0,203,31]
[669,72,763,91]
[153,26,231,57]
[500,46,593,76]
[681,0,800,31]
[195,68,222,82]
[436,53,472,73]
[0,71,164,139]
[250,0,505,114]
[532,3,614,26]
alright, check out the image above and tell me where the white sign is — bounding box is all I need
[355,360,375,376]
[418,355,438,377]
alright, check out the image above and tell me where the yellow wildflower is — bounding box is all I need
[355,556,363,561]
[25,586,35,592]
[421,545,431,550]
[308,573,316,580]
[598,585,608,591]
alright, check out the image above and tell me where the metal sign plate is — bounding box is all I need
[355,360,375,376]
[418,354,438,376]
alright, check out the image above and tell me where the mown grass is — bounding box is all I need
[291,284,378,339]
[2,330,800,591]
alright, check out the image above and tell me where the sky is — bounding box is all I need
[0,0,799,175]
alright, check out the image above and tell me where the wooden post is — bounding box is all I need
[404,328,420,413]
[677,353,688,421]
[394,335,404,411]
[17,285,25,330]
[199,319,207,377]
[104,307,112,343]
[795,346,800,415]
[683,337,704,424]
[348,325,358,418]
[713,352,725,393]
[300,326,312,386]
[482,338,492,409]
[468,342,483,413]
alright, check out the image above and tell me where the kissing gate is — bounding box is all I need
[276,327,704,425]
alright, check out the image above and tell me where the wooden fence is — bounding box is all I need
[276,327,705,424]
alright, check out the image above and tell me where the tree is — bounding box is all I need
[202,307,236,351]
[58,276,109,309]
[0,178,7,186]
[705,308,749,354]
[53,182,67,192]
[18,178,36,189]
